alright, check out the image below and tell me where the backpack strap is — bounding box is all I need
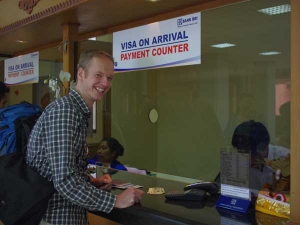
[20,118,32,154]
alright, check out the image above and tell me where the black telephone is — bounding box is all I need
[183,181,220,195]
[165,189,206,201]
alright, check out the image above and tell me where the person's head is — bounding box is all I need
[76,49,114,109]
[41,93,50,109]
[97,137,124,163]
[231,120,270,158]
[0,81,10,109]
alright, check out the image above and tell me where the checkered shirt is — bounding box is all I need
[26,89,116,225]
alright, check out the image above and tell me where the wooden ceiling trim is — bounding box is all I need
[79,0,246,41]
[19,0,41,14]
[0,0,89,35]
[14,40,61,56]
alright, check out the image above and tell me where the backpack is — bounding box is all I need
[0,102,54,225]
[0,102,43,156]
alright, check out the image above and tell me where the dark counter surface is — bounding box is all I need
[91,167,289,225]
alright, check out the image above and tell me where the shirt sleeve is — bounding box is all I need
[43,104,116,213]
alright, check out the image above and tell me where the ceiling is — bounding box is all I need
[0,0,290,80]
[0,0,215,55]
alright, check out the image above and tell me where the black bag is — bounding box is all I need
[0,151,55,225]
[0,102,54,225]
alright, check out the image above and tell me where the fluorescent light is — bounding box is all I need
[15,40,28,43]
[145,0,161,2]
[88,37,96,41]
[211,43,236,48]
[258,4,290,15]
[259,51,281,56]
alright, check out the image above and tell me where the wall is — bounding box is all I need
[8,84,33,104]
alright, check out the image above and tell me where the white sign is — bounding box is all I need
[4,52,39,85]
[113,12,201,72]
[221,184,251,200]
[220,151,251,200]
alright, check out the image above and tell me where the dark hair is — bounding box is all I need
[231,120,270,154]
[101,137,124,158]
[0,81,10,100]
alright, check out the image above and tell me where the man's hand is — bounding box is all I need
[115,187,144,208]
[89,174,112,191]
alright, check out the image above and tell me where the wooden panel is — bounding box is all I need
[62,22,79,95]
[0,0,67,27]
[290,0,300,223]
[80,0,247,40]
[88,212,122,225]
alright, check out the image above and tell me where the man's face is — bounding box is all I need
[0,92,8,109]
[79,56,114,103]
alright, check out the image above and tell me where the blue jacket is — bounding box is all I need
[88,156,127,171]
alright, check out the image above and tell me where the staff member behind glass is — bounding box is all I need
[88,137,127,171]
[26,50,144,225]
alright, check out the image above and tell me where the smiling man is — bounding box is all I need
[26,50,144,225]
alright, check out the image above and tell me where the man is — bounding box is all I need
[26,50,144,225]
[0,81,9,109]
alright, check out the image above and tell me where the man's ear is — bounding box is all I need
[77,67,84,81]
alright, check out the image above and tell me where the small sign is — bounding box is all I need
[113,12,201,72]
[216,151,252,213]
[4,52,39,85]
[216,195,252,214]
[220,151,251,200]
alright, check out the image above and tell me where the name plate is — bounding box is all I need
[216,195,252,213]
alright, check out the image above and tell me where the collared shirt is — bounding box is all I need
[26,89,116,225]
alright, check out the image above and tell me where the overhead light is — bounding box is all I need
[88,37,96,41]
[259,51,281,56]
[15,40,28,44]
[258,4,290,15]
[211,43,236,48]
[145,0,161,2]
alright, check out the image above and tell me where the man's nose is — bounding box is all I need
[100,76,109,87]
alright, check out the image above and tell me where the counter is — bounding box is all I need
[91,167,289,225]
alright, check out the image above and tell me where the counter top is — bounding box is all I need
[91,167,289,225]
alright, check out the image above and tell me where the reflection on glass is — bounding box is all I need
[76,0,290,190]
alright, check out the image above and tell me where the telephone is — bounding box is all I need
[184,181,220,195]
[165,189,206,201]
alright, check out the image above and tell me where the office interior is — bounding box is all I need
[0,0,299,224]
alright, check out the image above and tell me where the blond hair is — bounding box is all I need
[78,49,114,73]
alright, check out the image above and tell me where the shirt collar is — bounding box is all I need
[69,89,91,118]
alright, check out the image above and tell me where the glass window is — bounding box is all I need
[33,47,63,109]
[82,0,290,194]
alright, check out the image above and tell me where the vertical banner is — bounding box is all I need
[113,12,201,72]
[4,52,39,85]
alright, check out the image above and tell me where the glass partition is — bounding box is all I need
[81,0,290,193]
[33,47,63,109]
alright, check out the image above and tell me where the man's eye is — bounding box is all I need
[108,77,113,81]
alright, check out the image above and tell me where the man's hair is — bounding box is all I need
[78,49,114,72]
[231,120,270,153]
[0,81,10,100]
